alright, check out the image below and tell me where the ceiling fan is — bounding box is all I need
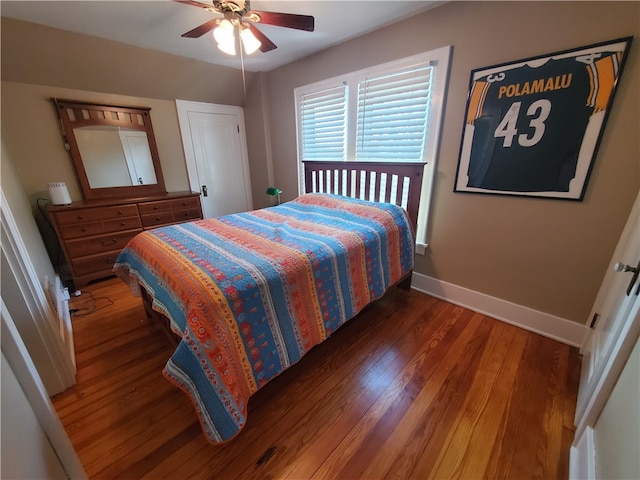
[174,0,315,54]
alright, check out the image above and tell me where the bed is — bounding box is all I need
[113,160,424,443]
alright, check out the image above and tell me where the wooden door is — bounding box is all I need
[176,100,253,218]
[574,191,640,441]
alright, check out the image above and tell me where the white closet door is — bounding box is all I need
[176,100,253,218]
[574,191,640,441]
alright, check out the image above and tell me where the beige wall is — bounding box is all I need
[1,17,252,106]
[263,1,640,324]
[244,72,275,209]
[1,140,57,291]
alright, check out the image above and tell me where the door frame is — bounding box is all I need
[175,99,253,217]
[0,189,76,393]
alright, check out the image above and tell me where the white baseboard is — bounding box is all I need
[411,272,588,347]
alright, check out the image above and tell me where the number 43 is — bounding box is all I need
[494,99,551,148]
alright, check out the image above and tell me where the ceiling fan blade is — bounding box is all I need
[248,10,315,32]
[181,18,219,38]
[247,24,277,52]
[173,0,216,10]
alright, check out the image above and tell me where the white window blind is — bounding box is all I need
[356,66,433,162]
[299,85,347,161]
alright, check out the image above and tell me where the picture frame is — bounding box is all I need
[454,37,633,200]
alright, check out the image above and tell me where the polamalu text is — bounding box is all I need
[497,74,572,99]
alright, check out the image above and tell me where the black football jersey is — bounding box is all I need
[464,51,622,192]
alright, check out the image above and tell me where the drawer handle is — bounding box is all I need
[100,239,117,246]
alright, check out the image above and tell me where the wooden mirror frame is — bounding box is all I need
[53,98,167,201]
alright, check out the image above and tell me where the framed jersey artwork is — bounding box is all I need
[454,37,632,200]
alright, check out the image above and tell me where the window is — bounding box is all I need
[295,46,451,249]
[356,65,432,162]
[299,85,347,162]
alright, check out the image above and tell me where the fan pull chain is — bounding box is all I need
[240,33,247,105]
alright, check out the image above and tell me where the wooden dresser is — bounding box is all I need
[48,191,202,288]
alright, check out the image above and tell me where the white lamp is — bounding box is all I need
[48,182,72,206]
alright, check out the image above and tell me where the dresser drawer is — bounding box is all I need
[141,212,174,227]
[171,197,201,211]
[61,221,104,240]
[138,200,172,215]
[103,216,142,233]
[53,204,138,226]
[173,208,202,222]
[66,229,141,257]
[55,208,105,226]
[60,216,141,239]
[99,205,139,220]
[72,251,122,277]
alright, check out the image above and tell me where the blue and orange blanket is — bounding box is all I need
[114,193,414,443]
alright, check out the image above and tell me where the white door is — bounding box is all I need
[2,301,86,479]
[119,130,157,185]
[176,100,253,218]
[574,191,640,441]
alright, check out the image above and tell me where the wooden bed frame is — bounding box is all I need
[142,161,425,342]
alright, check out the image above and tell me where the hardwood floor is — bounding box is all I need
[53,277,581,479]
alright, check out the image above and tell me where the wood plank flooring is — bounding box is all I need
[53,277,581,479]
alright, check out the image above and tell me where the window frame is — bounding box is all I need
[294,45,452,249]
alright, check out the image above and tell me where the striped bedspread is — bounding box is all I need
[113,193,414,443]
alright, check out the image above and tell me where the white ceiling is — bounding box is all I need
[1,0,443,72]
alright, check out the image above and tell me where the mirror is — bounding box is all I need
[53,98,166,201]
[75,126,157,188]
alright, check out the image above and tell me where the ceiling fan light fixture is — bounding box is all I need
[216,35,236,56]
[213,19,236,55]
[240,25,261,54]
[178,0,315,55]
